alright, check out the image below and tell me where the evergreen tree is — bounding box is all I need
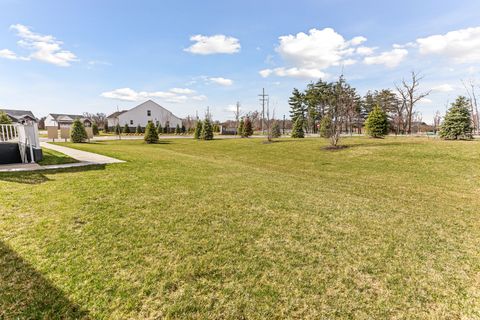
[201,118,214,140]
[271,120,281,138]
[70,118,88,143]
[114,123,121,135]
[163,122,169,134]
[243,117,253,137]
[237,118,245,137]
[92,123,99,136]
[319,115,332,138]
[439,96,473,140]
[365,105,389,138]
[123,124,130,134]
[144,122,159,143]
[291,117,305,138]
[181,124,186,134]
[289,88,306,124]
[194,120,203,139]
[157,122,162,135]
[175,124,181,135]
[103,123,109,133]
[0,111,12,124]
[136,124,142,134]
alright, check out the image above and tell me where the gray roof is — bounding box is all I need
[48,113,85,121]
[107,110,128,118]
[0,109,37,122]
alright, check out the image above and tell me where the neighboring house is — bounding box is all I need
[107,100,182,129]
[45,113,92,128]
[0,108,37,124]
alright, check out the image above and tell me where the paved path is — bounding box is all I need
[41,142,125,164]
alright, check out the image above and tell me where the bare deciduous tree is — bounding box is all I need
[462,79,480,134]
[395,71,431,134]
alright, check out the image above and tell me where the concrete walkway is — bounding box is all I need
[0,143,124,173]
[41,142,125,164]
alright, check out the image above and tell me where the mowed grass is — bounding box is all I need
[1,137,480,319]
[38,148,78,166]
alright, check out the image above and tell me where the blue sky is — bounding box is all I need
[1,0,480,122]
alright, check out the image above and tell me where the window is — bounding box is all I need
[147,110,151,116]
[130,120,133,125]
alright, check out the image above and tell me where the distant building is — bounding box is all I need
[45,113,92,128]
[107,100,182,130]
[0,108,37,124]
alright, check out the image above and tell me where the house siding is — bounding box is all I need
[108,100,182,128]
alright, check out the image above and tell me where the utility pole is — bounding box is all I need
[258,88,269,134]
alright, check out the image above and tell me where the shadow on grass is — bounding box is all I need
[0,241,89,319]
[0,164,106,185]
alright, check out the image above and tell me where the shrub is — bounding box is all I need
[135,124,142,134]
[365,105,389,138]
[181,125,186,134]
[194,120,203,139]
[291,117,305,138]
[319,116,332,138]
[238,119,244,137]
[175,124,181,135]
[103,123,109,133]
[144,122,159,144]
[0,111,12,124]
[201,118,214,140]
[123,124,130,134]
[243,117,253,137]
[92,123,99,136]
[271,121,281,138]
[70,119,88,143]
[163,122,169,134]
[114,123,121,135]
[440,96,473,140]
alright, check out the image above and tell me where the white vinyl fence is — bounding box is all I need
[0,124,18,142]
[1,123,40,163]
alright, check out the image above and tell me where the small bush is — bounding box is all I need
[319,116,332,138]
[271,121,281,138]
[114,124,121,135]
[136,124,142,134]
[201,118,214,140]
[238,119,244,137]
[175,124,181,135]
[365,105,389,138]
[123,124,130,134]
[243,117,253,137]
[194,120,203,139]
[92,123,99,136]
[144,122,159,144]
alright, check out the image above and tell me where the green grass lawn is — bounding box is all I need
[1,137,480,319]
[38,148,79,166]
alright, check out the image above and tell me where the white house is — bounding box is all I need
[107,100,182,129]
[45,113,92,128]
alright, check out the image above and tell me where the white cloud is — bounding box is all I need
[356,46,377,56]
[184,34,240,55]
[259,67,326,79]
[101,87,203,103]
[432,84,455,92]
[419,97,433,104]
[209,77,233,86]
[261,27,368,78]
[0,24,78,66]
[417,27,480,63]
[363,48,408,68]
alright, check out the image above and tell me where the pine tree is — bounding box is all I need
[123,124,130,134]
[271,120,281,138]
[194,120,203,139]
[115,123,121,135]
[136,124,142,134]
[289,88,306,124]
[163,122,169,134]
[144,122,158,143]
[365,105,389,138]
[291,117,305,138]
[175,124,181,135]
[92,123,99,136]
[237,118,245,137]
[103,123,109,133]
[70,119,88,143]
[0,111,12,124]
[201,118,214,140]
[243,117,253,137]
[440,96,473,140]
[157,122,162,135]
[319,115,332,138]
[181,125,186,134]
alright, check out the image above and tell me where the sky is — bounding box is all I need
[1,0,480,123]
